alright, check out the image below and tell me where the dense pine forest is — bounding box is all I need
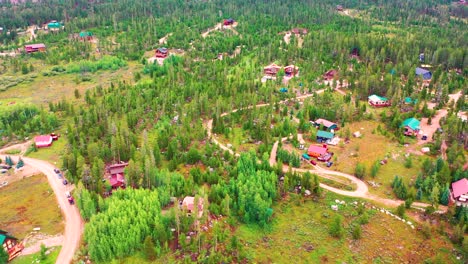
[0,0,467,263]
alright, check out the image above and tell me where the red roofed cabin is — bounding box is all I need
[108,162,129,189]
[284,65,299,77]
[323,69,337,81]
[264,63,282,77]
[24,43,46,53]
[450,178,468,207]
[155,47,168,58]
[34,135,53,148]
[291,28,308,35]
[224,18,235,26]
[182,196,204,218]
[1,230,24,261]
[308,144,328,158]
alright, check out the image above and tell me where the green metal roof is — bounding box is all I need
[79,31,92,37]
[0,234,6,245]
[48,22,61,28]
[401,118,420,130]
[404,97,418,104]
[317,130,334,139]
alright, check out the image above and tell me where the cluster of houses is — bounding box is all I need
[262,63,299,83]
[304,118,340,162]
[1,230,23,261]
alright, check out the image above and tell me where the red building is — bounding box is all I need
[264,63,282,77]
[155,47,168,58]
[182,196,204,218]
[323,69,337,81]
[108,162,128,189]
[24,43,46,53]
[223,18,235,26]
[308,144,328,158]
[291,28,308,35]
[34,135,53,148]
[450,178,468,207]
[1,230,24,261]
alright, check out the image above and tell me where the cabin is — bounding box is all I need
[314,118,338,131]
[291,28,308,35]
[401,118,420,136]
[34,135,53,148]
[181,196,204,218]
[308,144,328,158]
[323,69,337,81]
[108,162,129,189]
[223,18,235,26]
[24,43,46,53]
[368,94,391,107]
[415,67,432,80]
[317,130,334,143]
[0,230,23,261]
[284,65,299,77]
[336,5,344,11]
[155,47,168,58]
[450,178,468,207]
[79,31,93,41]
[264,63,282,77]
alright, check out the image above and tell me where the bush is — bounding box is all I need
[352,224,362,240]
[329,215,344,238]
[395,203,405,217]
[354,163,366,179]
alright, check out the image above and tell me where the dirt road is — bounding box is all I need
[1,155,83,264]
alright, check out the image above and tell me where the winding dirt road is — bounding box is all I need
[205,89,446,212]
[0,153,83,264]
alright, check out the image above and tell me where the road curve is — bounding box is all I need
[204,89,447,212]
[1,155,83,264]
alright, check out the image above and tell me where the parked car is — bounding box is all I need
[421,135,428,140]
[62,179,68,185]
[54,168,60,174]
[0,169,7,174]
[57,173,63,179]
[51,133,60,141]
[318,152,334,162]
[66,192,75,205]
[310,159,317,165]
[0,165,11,170]
[1,181,8,187]
[326,161,333,167]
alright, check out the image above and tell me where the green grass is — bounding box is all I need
[0,174,63,239]
[4,149,21,155]
[11,246,61,264]
[26,138,67,165]
[236,192,460,264]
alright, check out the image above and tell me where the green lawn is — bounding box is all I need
[11,246,61,264]
[0,174,63,239]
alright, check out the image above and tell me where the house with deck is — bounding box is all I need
[24,43,46,53]
[0,230,24,261]
[284,65,299,77]
[308,144,329,158]
[108,162,129,189]
[264,63,282,77]
[316,130,335,143]
[314,118,338,131]
[323,69,337,81]
[450,178,468,207]
[401,117,420,136]
[368,94,391,107]
[34,135,53,148]
[155,47,168,58]
[181,196,204,218]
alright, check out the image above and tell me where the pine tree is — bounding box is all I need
[439,186,450,206]
[143,236,157,261]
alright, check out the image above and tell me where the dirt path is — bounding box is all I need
[201,23,222,38]
[22,235,64,255]
[0,154,84,264]
[159,33,172,45]
[28,26,37,41]
[204,88,447,212]
[0,141,32,156]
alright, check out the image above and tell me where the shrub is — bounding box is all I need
[354,163,366,179]
[352,224,362,240]
[329,215,344,238]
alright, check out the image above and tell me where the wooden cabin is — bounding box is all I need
[24,43,46,53]
[108,162,129,189]
[264,63,282,77]
[284,65,299,77]
[0,230,24,261]
[401,118,420,136]
[323,69,337,81]
[368,94,391,107]
[155,47,168,58]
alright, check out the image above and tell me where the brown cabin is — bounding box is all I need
[323,69,337,81]
[24,43,46,53]
[284,65,299,77]
[1,230,24,261]
[155,47,168,58]
[264,63,282,77]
